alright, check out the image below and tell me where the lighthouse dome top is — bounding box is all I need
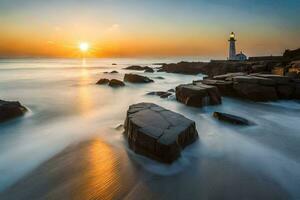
[230,32,235,39]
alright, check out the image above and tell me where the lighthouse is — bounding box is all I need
[228,32,236,60]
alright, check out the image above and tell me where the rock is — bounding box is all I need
[213,112,250,125]
[233,82,278,101]
[112,63,117,65]
[108,79,125,87]
[110,70,119,74]
[0,100,27,122]
[168,89,175,93]
[276,85,295,99]
[124,103,198,163]
[144,68,154,73]
[124,65,152,71]
[124,74,154,83]
[213,72,246,81]
[252,74,292,84]
[176,83,222,107]
[153,76,165,80]
[159,62,206,75]
[283,48,300,60]
[232,76,276,86]
[200,79,236,96]
[96,78,110,85]
[146,91,172,99]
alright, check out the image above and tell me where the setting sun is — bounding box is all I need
[79,42,90,52]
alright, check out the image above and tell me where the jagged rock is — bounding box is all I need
[124,103,198,163]
[124,74,154,83]
[108,79,125,87]
[144,68,154,73]
[176,83,222,107]
[96,78,110,85]
[124,65,152,71]
[168,89,175,93]
[213,112,250,125]
[146,91,172,98]
[0,100,27,122]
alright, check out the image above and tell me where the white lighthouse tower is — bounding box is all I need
[228,32,236,60]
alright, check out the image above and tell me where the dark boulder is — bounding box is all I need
[124,103,198,163]
[108,79,125,87]
[176,83,222,107]
[96,78,110,85]
[124,74,154,83]
[0,100,27,122]
[213,112,250,125]
[110,70,119,74]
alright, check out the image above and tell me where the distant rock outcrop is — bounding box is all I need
[124,65,153,71]
[0,100,27,122]
[199,73,300,101]
[176,83,222,107]
[146,91,172,98]
[124,74,154,83]
[124,103,198,163]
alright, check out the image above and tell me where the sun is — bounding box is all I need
[79,42,90,52]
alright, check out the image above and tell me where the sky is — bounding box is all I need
[0,0,299,58]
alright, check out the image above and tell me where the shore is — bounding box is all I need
[0,137,291,200]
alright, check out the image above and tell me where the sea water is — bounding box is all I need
[0,58,300,199]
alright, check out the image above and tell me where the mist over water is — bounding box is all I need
[0,59,300,199]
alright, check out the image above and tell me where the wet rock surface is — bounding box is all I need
[213,112,250,125]
[0,99,27,122]
[176,83,222,107]
[144,68,154,73]
[124,103,198,163]
[124,74,154,83]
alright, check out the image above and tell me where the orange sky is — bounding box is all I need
[0,0,299,58]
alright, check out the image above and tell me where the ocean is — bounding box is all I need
[0,58,300,199]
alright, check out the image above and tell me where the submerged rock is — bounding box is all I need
[108,79,125,87]
[0,100,27,122]
[146,91,172,98]
[176,83,222,107]
[96,78,110,85]
[124,103,198,163]
[124,74,154,83]
[110,70,119,74]
[144,68,154,73]
[213,112,250,125]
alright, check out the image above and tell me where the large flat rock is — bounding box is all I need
[124,103,198,163]
[124,74,154,83]
[176,83,222,107]
[0,99,27,122]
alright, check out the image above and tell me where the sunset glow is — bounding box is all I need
[79,42,90,53]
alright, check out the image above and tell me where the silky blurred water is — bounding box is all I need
[0,58,300,199]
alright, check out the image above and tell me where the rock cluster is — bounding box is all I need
[176,83,222,107]
[0,100,27,122]
[124,74,154,83]
[124,103,198,163]
[200,73,300,101]
[96,78,125,87]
